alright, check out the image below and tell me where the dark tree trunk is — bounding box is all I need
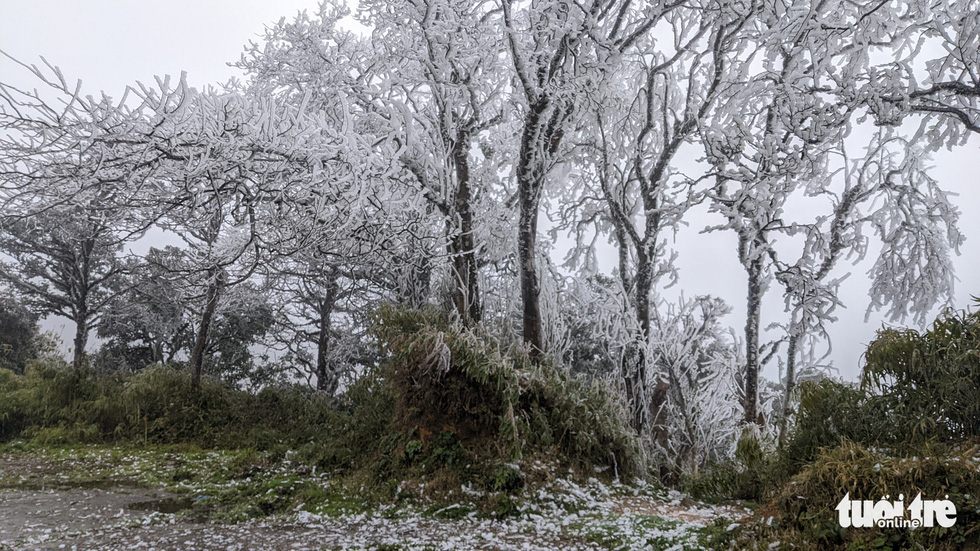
[634,244,654,339]
[450,137,481,325]
[621,340,647,432]
[518,197,544,359]
[151,340,164,364]
[72,237,94,369]
[515,105,547,360]
[743,253,765,425]
[72,314,88,369]
[190,266,226,388]
[648,376,671,469]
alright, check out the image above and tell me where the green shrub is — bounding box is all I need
[863,307,980,445]
[685,429,769,502]
[489,464,525,494]
[122,365,235,445]
[754,441,980,550]
[0,359,128,443]
[773,306,980,489]
[0,361,349,459]
[374,306,521,456]
[0,304,644,499]
[775,379,895,478]
[0,294,40,375]
[518,365,641,477]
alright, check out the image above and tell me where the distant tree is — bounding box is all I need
[0,291,40,374]
[0,205,131,367]
[202,282,276,386]
[265,253,380,393]
[95,248,194,370]
[96,247,275,383]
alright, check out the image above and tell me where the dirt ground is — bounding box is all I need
[0,485,595,551]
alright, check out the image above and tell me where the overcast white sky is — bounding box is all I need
[1,0,978,381]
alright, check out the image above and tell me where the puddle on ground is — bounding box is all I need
[129,496,212,522]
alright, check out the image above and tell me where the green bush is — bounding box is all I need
[0,361,350,462]
[755,441,980,550]
[727,304,980,549]
[863,307,980,444]
[0,359,129,443]
[684,429,769,502]
[774,306,980,487]
[489,464,525,494]
[0,294,40,375]
[0,305,644,497]
[775,379,895,477]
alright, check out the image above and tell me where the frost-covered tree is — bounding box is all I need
[0,206,132,367]
[647,296,742,477]
[95,247,195,370]
[698,0,875,426]
[852,2,980,141]
[771,132,963,443]
[501,0,673,359]
[116,73,394,386]
[0,62,159,368]
[264,249,390,393]
[560,1,755,431]
[96,246,275,384]
[359,0,511,325]
[239,0,512,326]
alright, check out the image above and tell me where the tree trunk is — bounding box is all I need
[515,104,548,360]
[635,245,653,339]
[72,240,94,369]
[189,266,225,388]
[315,274,339,394]
[450,137,481,325]
[625,244,654,433]
[72,314,88,369]
[621,340,647,432]
[151,340,164,364]
[743,254,765,425]
[777,329,800,446]
[518,198,544,359]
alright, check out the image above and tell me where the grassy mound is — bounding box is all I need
[372,306,642,480]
